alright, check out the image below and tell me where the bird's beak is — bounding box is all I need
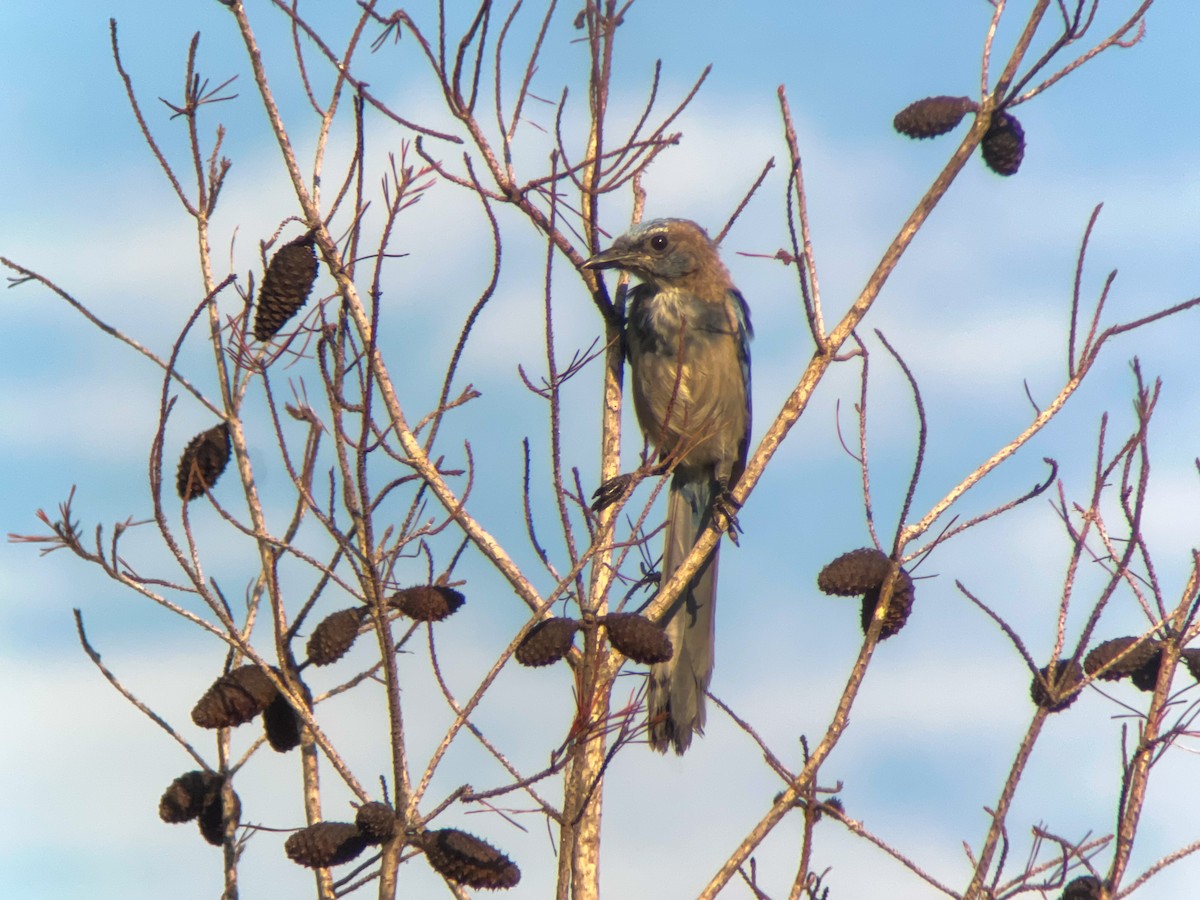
[581,245,632,271]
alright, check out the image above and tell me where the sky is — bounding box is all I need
[3,1,1200,898]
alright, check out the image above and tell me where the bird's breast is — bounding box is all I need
[626,288,747,469]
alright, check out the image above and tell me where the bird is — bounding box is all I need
[583,218,752,754]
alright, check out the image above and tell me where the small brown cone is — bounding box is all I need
[253,233,318,341]
[176,423,231,501]
[515,617,579,667]
[285,822,368,868]
[1182,647,1200,682]
[422,828,521,890]
[893,95,977,139]
[603,613,672,664]
[197,780,240,846]
[981,110,1026,176]
[1031,659,1084,713]
[263,680,311,753]
[306,607,367,666]
[389,585,466,622]
[355,801,397,845]
[1129,648,1165,692]
[818,548,891,596]
[191,664,280,729]
[860,569,915,640]
[1061,875,1103,900]
[820,797,844,820]
[1084,637,1159,682]
[159,770,223,823]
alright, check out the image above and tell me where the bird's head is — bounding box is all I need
[582,218,728,291]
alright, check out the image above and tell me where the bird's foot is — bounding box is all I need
[712,489,743,545]
[591,473,635,512]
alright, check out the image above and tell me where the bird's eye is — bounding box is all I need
[649,234,669,252]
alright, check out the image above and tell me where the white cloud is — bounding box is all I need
[0,368,164,462]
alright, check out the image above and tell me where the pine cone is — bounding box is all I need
[306,607,367,666]
[860,569,915,639]
[253,233,318,341]
[159,770,223,823]
[515,617,579,667]
[191,664,280,729]
[820,797,844,818]
[197,779,240,846]
[176,423,231,501]
[1084,637,1159,681]
[1061,874,1103,900]
[981,110,1025,176]
[285,822,368,868]
[1182,647,1200,682]
[389,585,466,622]
[355,801,397,845]
[1130,648,1165,692]
[893,96,977,139]
[603,612,672,664]
[421,828,521,890]
[1031,659,1084,713]
[818,548,891,596]
[263,680,311,753]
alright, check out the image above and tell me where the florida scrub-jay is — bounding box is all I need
[584,218,752,754]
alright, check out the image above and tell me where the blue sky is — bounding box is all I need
[4,2,1200,898]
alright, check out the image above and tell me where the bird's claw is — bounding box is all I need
[712,489,743,545]
[592,473,635,512]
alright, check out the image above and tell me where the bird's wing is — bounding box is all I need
[729,287,753,472]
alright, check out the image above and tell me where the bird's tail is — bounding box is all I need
[647,471,718,754]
